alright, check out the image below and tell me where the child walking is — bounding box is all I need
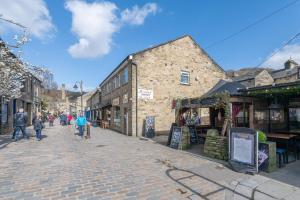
[33,113,44,141]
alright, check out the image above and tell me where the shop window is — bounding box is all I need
[289,108,300,130]
[113,107,121,128]
[180,71,190,85]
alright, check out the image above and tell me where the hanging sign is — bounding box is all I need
[229,127,258,174]
[138,89,153,100]
[123,93,128,104]
[170,126,182,149]
[112,97,120,106]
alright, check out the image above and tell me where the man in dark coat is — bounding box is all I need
[12,108,29,140]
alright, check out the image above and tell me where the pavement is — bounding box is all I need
[0,123,299,200]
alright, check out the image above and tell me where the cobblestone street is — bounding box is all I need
[0,123,299,200]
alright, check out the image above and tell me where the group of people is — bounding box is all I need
[59,112,89,139]
[11,108,89,141]
[12,108,52,141]
[179,110,201,126]
[59,112,74,126]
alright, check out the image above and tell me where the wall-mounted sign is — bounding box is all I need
[138,89,153,100]
[123,93,128,104]
[112,97,120,106]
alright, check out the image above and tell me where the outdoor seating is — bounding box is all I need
[276,148,287,168]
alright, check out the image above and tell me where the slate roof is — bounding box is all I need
[232,69,266,82]
[202,80,246,98]
[271,67,299,79]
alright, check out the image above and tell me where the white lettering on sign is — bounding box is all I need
[112,97,120,106]
[138,89,153,100]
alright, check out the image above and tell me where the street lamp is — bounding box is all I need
[73,80,83,113]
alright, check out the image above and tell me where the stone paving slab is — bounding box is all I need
[0,123,299,200]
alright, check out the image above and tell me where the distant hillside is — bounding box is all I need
[226,67,274,78]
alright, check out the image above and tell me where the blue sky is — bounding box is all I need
[1,0,300,91]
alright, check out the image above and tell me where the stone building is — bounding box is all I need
[99,35,226,136]
[0,73,43,134]
[230,59,300,87]
[85,90,101,121]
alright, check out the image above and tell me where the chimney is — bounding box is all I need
[61,84,66,101]
[284,59,298,70]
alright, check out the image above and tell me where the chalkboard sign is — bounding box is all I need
[170,126,182,149]
[189,126,198,144]
[167,123,177,146]
[145,116,155,138]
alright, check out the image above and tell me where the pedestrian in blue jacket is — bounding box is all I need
[76,112,87,138]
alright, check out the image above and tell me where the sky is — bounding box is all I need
[1,0,300,91]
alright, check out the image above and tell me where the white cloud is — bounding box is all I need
[121,3,158,25]
[65,1,158,59]
[0,0,55,39]
[65,0,119,58]
[264,44,300,69]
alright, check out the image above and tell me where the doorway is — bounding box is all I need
[123,108,128,135]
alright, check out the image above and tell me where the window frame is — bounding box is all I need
[180,70,190,85]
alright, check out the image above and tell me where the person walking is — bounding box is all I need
[67,113,73,125]
[76,112,87,139]
[12,108,29,140]
[33,113,44,141]
[48,114,55,127]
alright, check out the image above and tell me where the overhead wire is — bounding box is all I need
[204,0,300,49]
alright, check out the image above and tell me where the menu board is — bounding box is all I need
[229,127,258,173]
[233,136,253,164]
[170,127,182,149]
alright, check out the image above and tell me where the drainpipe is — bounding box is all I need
[129,55,138,137]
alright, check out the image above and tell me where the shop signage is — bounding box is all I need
[170,126,182,149]
[138,88,153,100]
[258,143,269,171]
[229,127,258,173]
[145,116,155,138]
[167,123,177,145]
[112,97,120,106]
[123,93,128,104]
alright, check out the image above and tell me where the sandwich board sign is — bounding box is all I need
[170,126,182,149]
[229,127,258,174]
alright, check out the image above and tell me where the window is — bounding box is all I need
[124,67,128,84]
[1,100,8,124]
[180,71,190,85]
[298,67,300,79]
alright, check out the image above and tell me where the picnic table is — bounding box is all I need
[266,133,297,163]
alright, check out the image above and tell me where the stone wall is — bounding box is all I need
[132,36,226,136]
[274,74,298,84]
[255,70,274,86]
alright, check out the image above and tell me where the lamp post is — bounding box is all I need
[73,80,83,114]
